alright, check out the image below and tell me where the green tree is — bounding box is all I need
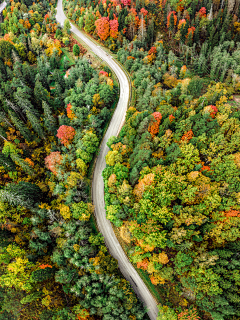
[26,110,45,140]
[84,12,96,34]
[8,110,32,142]
[42,101,57,134]
[73,44,80,56]
[0,40,15,62]
[63,19,71,35]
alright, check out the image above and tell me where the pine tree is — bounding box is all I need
[0,57,7,82]
[169,12,175,36]
[109,9,114,20]
[26,110,45,139]
[146,19,154,48]
[34,79,50,107]
[22,62,37,88]
[183,19,190,38]
[8,110,32,142]
[15,94,39,118]
[187,30,193,47]
[42,101,57,134]
[0,111,13,128]
[0,182,42,208]
[0,126,7,141]
[10,152,34,175]
[0,153,16,171]
[194,25,200,44]
[5,99,25,122]
[11,49,22,64]
[99,2,104,16]
[180,23,187,44]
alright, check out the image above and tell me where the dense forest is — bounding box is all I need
[63,0,240,319]
[0,0,149,319]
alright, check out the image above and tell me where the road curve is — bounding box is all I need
[56,1,159,319]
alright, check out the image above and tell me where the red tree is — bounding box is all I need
[197,7,207,18]
[140,8,148,16]
[99,70,108,77]
[56,125,76,146]
[148,112,162,137]
[45,152,63,176]
[121,0,131,6]
[95,17,110,41]
[148,46,157,55]
[110,19,119,38]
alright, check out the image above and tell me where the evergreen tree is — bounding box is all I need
[0,153,16,171]
[11,49,22,64]
[42,101,57,134]
[34,79,50,107]
[99,2,104,16]
[194,25,200,44]
[183,18,190,38]
[187,31,193,47]
[10,152,34,175]
[0,57,7,82]
[22,62,37,89]
[26,110,45,140]
[146,19,154,48]
[0,126,7,141]
[109,9,114,20]
[169,12,175,36]
[8,110,32,142]
[180,23,187,44]
[0,182,42,208]
[0,111,13,128]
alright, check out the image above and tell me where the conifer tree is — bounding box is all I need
[0,126,7,141]
[0,182,42,208]
[180,23,186,44]
[0,111,13,128]
[42,101,57,134]
[8,110,32,142]
[146,19,154,48]
[10,152,34,175]
[194,25,200,43]
[26,110,45,140]
[169,12,175,36]
[0,57,7,82]
[34,79,50,107]
[0,153,16,171]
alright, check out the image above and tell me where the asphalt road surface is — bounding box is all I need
[0,1,7,13]
[56,1,159,318]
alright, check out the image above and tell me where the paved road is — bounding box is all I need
[0,1,7,13]
[56,1,159,319]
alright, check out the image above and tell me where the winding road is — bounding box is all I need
[56,1,159,319]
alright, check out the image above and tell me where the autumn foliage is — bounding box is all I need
[109,19,119,38]
[66,103,76,120]
[167,11,177,28]
[95,17,110,41]
[148,112,162,137]
[45,152,63,176]
[181,129,194,142]
[56,125,76,146]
